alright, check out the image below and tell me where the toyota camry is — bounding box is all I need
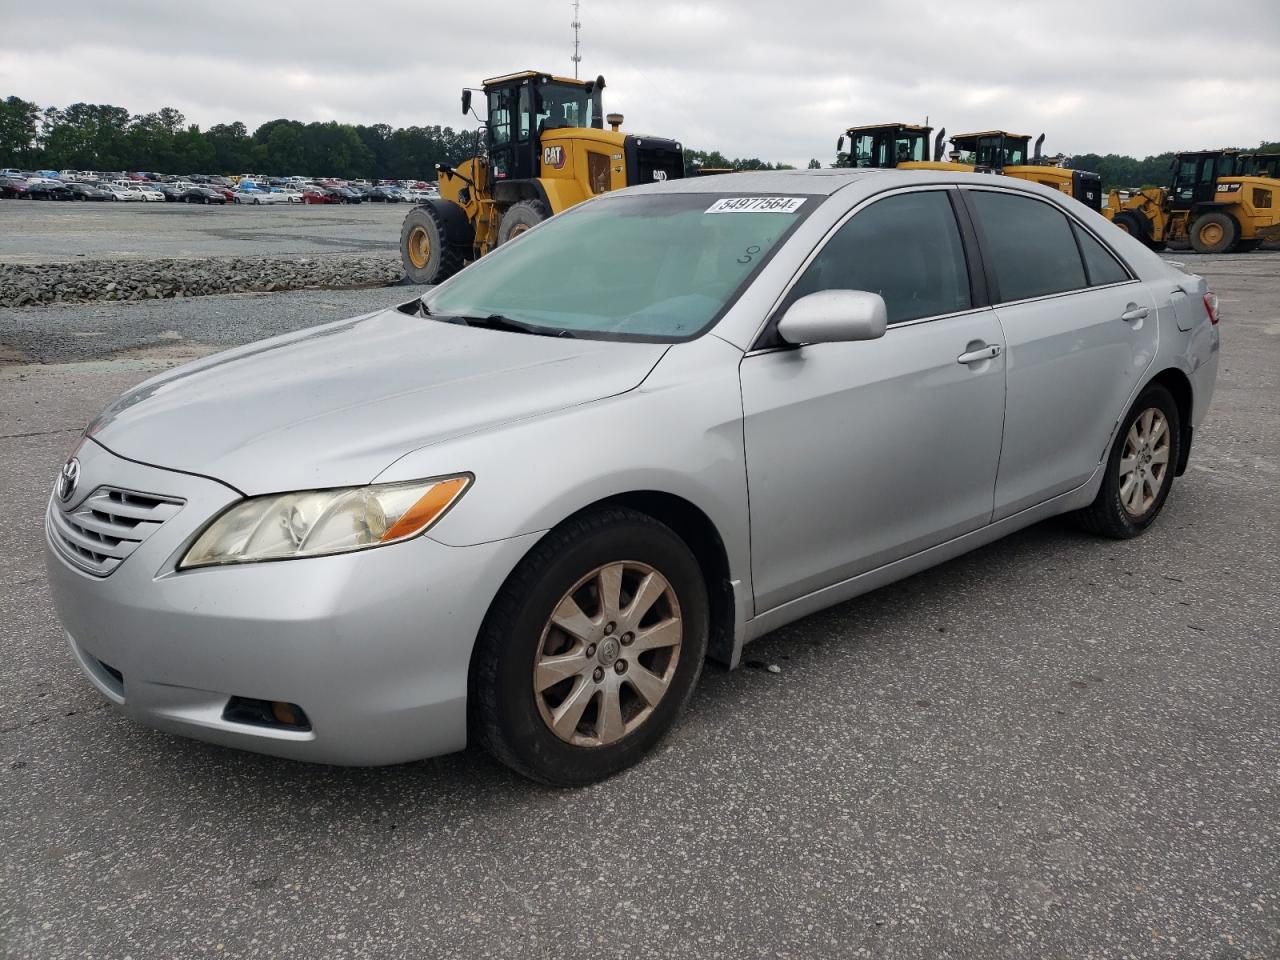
[45,169,1220,786]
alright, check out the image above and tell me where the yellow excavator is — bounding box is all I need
[837,123,1102,211]
[400,70,686,284]
[1104,149,1280,253]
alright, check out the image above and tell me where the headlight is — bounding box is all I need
[179,475,471,569]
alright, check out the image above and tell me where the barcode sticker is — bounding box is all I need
[705,197,806,214]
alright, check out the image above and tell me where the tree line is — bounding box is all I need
[2,96,1273,185]
[0,96,503,179]
[0,95,803,180]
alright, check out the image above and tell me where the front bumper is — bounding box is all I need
[45,439,542,765]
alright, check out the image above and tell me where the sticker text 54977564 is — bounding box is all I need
[705,197,806,214]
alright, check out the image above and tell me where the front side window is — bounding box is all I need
[425,193,812,341]
[966,191,1087,302]
[787,191,972,324]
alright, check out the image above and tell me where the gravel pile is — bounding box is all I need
[0,254,405,307]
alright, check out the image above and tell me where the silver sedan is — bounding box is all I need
[45,170,1220,785]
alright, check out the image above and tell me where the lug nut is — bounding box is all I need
[614,660,627,674]
[585,644,597,658]
[604,622,616,635]
[593,667,605,683]
[621,632,634,646]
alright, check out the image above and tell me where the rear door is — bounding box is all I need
[962,187,1157,519]
[741,188,1006,612]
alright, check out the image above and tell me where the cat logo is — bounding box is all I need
[543,146,566,169]
[653,170,668,182]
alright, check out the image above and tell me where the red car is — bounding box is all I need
[301,188,340,205]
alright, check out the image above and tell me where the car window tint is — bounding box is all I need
[1072,222,1129,286]
[788,191,971,324]
[967,191,1087,302]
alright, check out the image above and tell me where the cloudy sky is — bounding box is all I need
[2,0,1277,167]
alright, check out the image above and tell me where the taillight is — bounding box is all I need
[1203,292,1219,325]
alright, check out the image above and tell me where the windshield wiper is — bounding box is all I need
[435,312,576,338]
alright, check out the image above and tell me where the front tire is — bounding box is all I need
[469,508,709,786]
[1111,211,1149,245]
[399,204,463,284]
[1072,383,1181,539]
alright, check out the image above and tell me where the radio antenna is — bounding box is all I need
[571,0,582,78]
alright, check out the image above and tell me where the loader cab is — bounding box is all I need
[950,131,1030,170]
[1239,152,1280,180]
[478,70,604,182]
[840,123,934,168]
[1170,150,1238,210]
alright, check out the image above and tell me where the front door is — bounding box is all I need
[742,189,1006,613]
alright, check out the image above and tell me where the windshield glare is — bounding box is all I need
[423,193,812,341]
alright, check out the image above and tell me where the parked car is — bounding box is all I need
[93,183,135,201]
[27,181,75,200]
[43,170,1219,785]
[180,186,227,205]
[366,186,405,202]
[234,187,287,205]
[135,184,166,202]
[0,176,29,198]
[301,187,340,205]
[328,186,363,204]
[66,182,113,201]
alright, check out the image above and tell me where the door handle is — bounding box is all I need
[957,344,1002,365]
[1121,305,1150,322]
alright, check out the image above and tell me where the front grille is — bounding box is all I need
[48,486,184,577]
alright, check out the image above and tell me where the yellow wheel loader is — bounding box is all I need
[836,124,1102,211]
[1104,150,1280,253]
[400,70,686,284]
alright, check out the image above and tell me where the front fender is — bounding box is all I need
[371,334,752,591]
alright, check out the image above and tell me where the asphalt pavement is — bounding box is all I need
[0,253,1277,959]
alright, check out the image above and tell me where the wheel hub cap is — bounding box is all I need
[1119,407,1170,517]
[533,561,683,748]
[597,636,620,665]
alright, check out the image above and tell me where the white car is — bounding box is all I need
[234,189,288,205]
[136,185,166,202]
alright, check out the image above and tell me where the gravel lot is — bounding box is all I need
[0,199,407,263]
[0,253,1277,959]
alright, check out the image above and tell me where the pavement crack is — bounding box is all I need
[0,428,80,440]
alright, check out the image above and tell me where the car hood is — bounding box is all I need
[89,304,669,494]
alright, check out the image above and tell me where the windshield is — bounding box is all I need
[537,81,594,131]
[423,193,813,341]
[852,131,927,167]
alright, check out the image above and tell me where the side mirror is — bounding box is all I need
[836,134,846,153]
[777,290,887,345]
[461,89,472,116]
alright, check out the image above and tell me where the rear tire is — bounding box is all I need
[1072,383,1181,539]
[469,508,709,786]
[1189,211,1238,254]
[399,204,463,285]
[497,199,551,245]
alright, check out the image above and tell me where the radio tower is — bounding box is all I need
[571,0,582,78]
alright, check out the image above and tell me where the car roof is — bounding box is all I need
[634,168,890,197]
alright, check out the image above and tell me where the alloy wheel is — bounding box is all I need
[1119,407,1170,516]
[533,561,683,747]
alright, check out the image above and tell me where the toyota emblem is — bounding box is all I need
[58,458,80,503]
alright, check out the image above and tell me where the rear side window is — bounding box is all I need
[788,191,971,324]
[1072,222,1130,286]
[967,191,1086,302]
